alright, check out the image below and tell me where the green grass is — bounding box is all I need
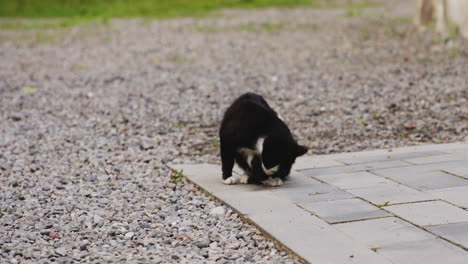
[0,17,107,30]
[170,169,185,185]
[0,0,375,30]
[0,0,317,19]
[195,22,317,33]
[236,22,286,32]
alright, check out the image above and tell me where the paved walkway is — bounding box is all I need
[170,142,468,264]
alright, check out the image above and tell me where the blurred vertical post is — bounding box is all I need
[415,0,468,38]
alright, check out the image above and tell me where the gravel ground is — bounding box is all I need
[1,0,467,263]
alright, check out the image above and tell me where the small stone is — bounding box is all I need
[23,248,33,259]
[80,240,89,251]
[227,242,240,249]
[125,232,135,239]
[209,242,218,249]
[165,183,176,189]
[93,215,103,225]
[210,206,225,216]
[88,175,97,182]
[49,232,60,239]
[55,247,67,257]
[195,238,210,248]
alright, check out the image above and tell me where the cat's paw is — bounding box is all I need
[223,175,241,185]
[264,165,279,175]
[240,175,249,184]
[262,177,283,187]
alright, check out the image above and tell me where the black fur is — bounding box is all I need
[219,93,308,184]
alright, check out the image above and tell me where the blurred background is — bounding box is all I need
[0,0,467,263]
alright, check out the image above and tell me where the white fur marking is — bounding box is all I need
[262,177,283,187]
[223,175,241,185]
[263,165,279,176]
[256,137,265,155]
[238,147,255,167]
[277,114,284,121]
[238,137,280,174]
[240,175,249,184]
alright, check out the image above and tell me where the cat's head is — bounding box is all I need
[293,144,308,158]
[263,142,308,175]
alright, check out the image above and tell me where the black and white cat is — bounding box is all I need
[219,93,308,186]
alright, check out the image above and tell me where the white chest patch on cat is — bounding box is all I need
[238,137,279,175]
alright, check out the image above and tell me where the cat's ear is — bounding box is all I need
[295,145,308,157]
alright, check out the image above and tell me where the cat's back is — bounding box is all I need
[222,93,275,121]
[220,93,277,138]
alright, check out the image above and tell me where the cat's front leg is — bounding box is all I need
[262,165,289,187]
[262,177,283,187]
[223,174,241,185]
[220,140,235,180]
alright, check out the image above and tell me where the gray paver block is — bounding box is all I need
[427,223,468,248]
[377,239,468,264]
[404,154,466,165]
[270,183,354,204]
[337,151,446,165]
[346,182,434,205]
[280,171,322,187]
[373,160,468,178]
[302,160,410,176]
[384,201,468,226]
[248,212,392,264]
[335,217,468,264]
[444,165,468,177]
[427,186,468,209]
[378,170,468,190]
[335,217,436,246]
[171,164,391,264]
[313,171,394,190]
[443,148,468,155]
[293,156,344,170]
[297,142,467,163]
[300,198,391,224]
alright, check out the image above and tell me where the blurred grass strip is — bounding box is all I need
[0,0,316,18]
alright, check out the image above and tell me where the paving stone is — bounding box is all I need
[300,198,391,224]
[337,151,446,165]
[427,186,468,209]
[404,154,466,165]
[335,217,436,247]
[280,171,322,187]
[293,156,344,170]
[302,142,467,163]
[345,182,434,205]
[335,217,468,264]
[377,170,468,190]
[302,160,410,177]
[376,239,467,264]
[313,171,394,190]
[427,223,468,248]
[270,183,354,204]
[444,165,468,177]
[442,148,468,155]
[172,164,391,264]
[373,160,468,178]
[247,211,391,264]
[384,201,468,226]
